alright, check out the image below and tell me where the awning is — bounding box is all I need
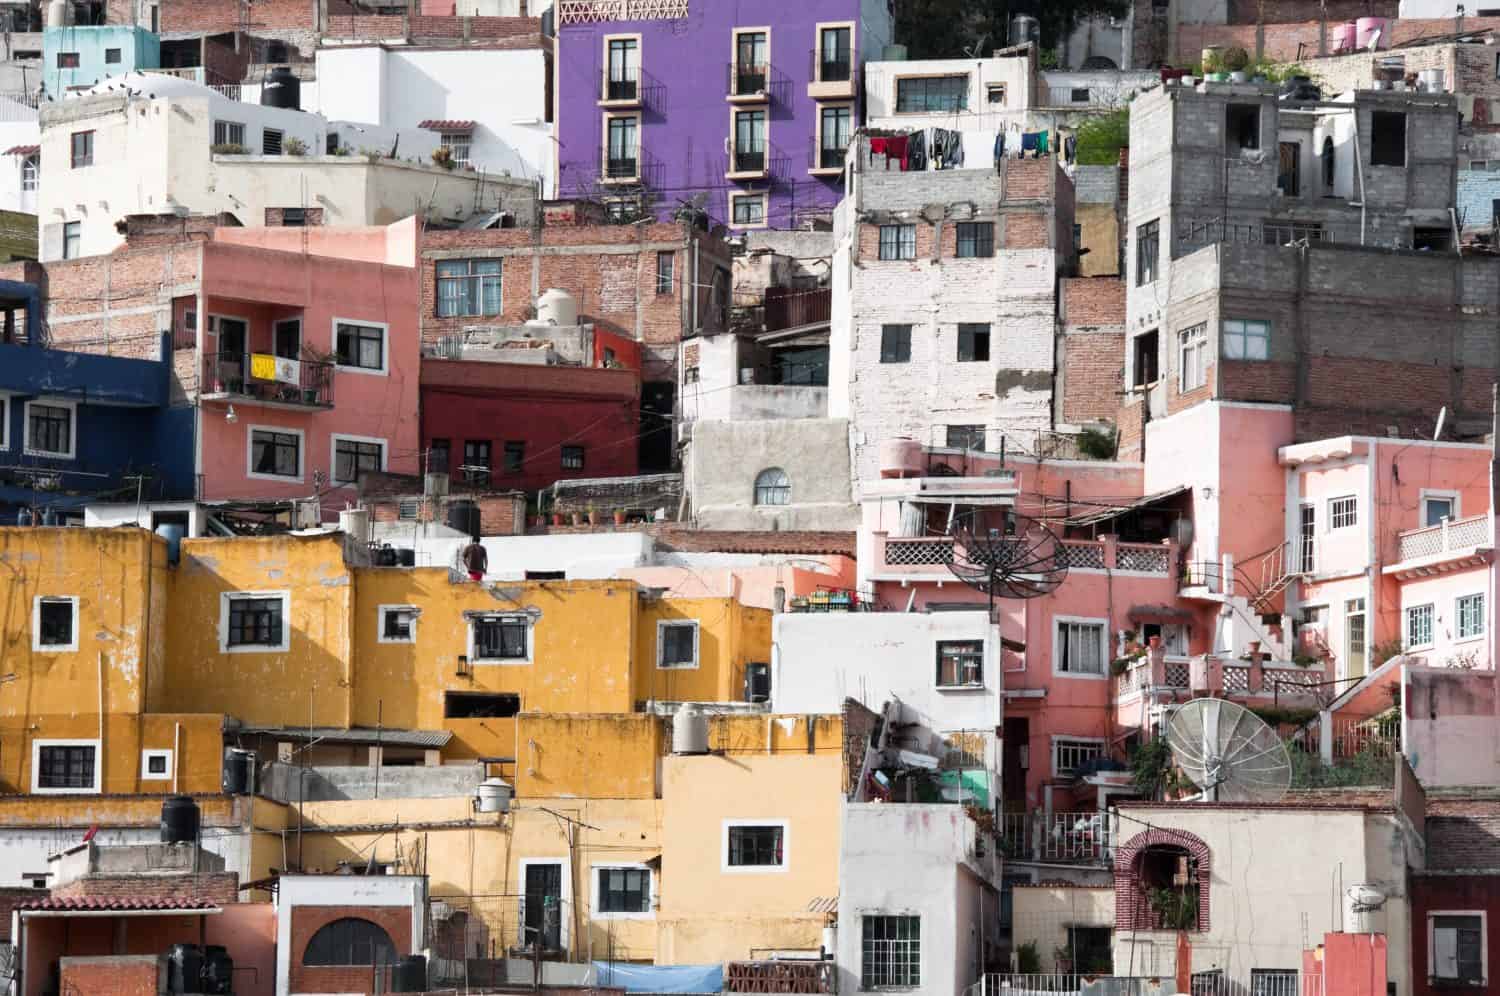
[4,144,36,156]
[418,119,475,131]
[1064,484,1190,527]
[903,494,1015,506]
[1127,604,1195,622]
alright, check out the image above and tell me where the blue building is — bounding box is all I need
[44,25,160,96]
[0,280,193,523]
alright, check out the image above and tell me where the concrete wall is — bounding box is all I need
[262,761,484,802]
[688,418,858,531]
[1012,885,1114,973]
[1404,666,1500,787]
[864,52,1034,132]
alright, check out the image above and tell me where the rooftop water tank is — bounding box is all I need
[339,508,370,544]
[1356,17,1389,50]
[536,288,577,326]
[881,43,907,62]
[1331,21,1357,54]
[1010,14,1039,47]
[260,66,301,111]
[160,795,200,843]
[476,776,513,813]
[672,702,709,755]
[1344,884,1387,935]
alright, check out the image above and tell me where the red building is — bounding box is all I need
[1410,799,1500,995]
[420,327,641,494]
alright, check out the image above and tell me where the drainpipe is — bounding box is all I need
[1348,109,1368,245]
[173,721,181,794]
[97,652,105,790]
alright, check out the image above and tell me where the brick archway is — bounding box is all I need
[1113,826,1212,932]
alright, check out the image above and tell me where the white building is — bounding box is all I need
[837,803,1002,996]
[314,45,553,196]
[39,73,535,260]
[864,46,1036,137]
[0,93,38,216]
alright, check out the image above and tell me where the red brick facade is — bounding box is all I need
[61,955,164,996]
[1004,212,1051,250]
[1060,278,1125,425]
[39,241,203,361]
[1003,158,1052,201]
[366,491,526,536]
[1410,875,1500,996]
[52,873,240,906]
[1113,826,1212,933]
[289,905,414,996]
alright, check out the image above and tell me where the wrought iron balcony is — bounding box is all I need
[202,351,334,409]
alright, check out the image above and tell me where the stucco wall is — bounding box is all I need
[1404,666,1500,787]
[688,418,858,531]
[1012,885,1115,973]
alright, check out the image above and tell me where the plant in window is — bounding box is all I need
[211,142,248,155]
[1148,886,1198,930]
[283,136,307,156]
[431,146,456,170]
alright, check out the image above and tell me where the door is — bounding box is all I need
[1001,717,1028,806]
[1345,597,1367,679]
[1297,503,1316,573]
[213,317,249,393]
[522,862,563,951]
[274,319,301,360]
[640,381,674,473]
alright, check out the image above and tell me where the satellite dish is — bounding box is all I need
[1165,699,1291,803]
[946,510,1068,601]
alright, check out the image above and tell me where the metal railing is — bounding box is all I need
[202,351,334,407]
[1117,543,1171,573]
[973,973,1323,996]
[1397,513,1489,561]
[810,50,854,85]
[765,287,831,331]
[997,811,1113,865]
[601,65,639,102]
[728,62,770,97]
[1058,540,1106,569]
[882,536,955,566]
[733,148,767,173]
[1330,712,1400,760]
[725,960,834,993]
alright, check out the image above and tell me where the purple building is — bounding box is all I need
[555,0,893,231]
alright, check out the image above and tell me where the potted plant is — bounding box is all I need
[431,146,456,171]
[1053,946,1074,975]
[613,508,627,525]
[569,509,583,526]
[586,503,600,526]
[551,510,566,526]
[1015,942,1042,975]
[1111,657,1133,676]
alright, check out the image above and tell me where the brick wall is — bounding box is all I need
[265,207,325,226]
[52,872,240,905]
[1226,0,1396,23]
[61,956,163,996]
[202,34,253,88]
[367,493,525,536]
[41,242,203,361]
[323,12,544,48]
[1116,396,1147,462]
[289,904,413,996]
[1061,278,1126,425]
[1170,15,1500,65]
[1003,158,1052,201]
[841,698,879,795]
[161,0,316,32]
[0,887,41,941]
[1005,212,1051,250]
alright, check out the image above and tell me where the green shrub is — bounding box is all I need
[1076,426,1117,460]
[1075,109,1129,166]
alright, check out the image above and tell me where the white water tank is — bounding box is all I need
[339,508,370,544]
[476,777,513,813]
[425,472,450,498]
[536,288,578,326]
[1344,884,1387,934]
[46,0,69,28]
[672,703,709,755]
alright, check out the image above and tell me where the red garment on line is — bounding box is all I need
[868,135,909,170]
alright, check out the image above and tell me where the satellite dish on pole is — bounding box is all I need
[945,510,1068,602]
[1165,699,1292,803]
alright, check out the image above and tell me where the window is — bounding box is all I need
[104,47,121,64]
[141,749,172,780]
[731,193,766,226]
[1135,220,1159,285]
[21,153,37,192]
[1057,619,1105,676]
[733,30,768,95]
[249,428,300,479]
[1322,136,1335,190]
[819,104,851,169]
[1431,914,1485,985]
[879,324,911,363]
[263,128,283,155]
[225,594,286,650]
[606,38,639,100]
[333,436,384,485]
[57,51,80,68]
[879,224,916,261]
[726,823,785,868]
[754,467,790,506]
[397,499,420,521]
[25,401,74,458]
[1221,319,1270,361]
[896,74,968,113]
[335,321,386,373]
[303,918,398,967]
[1414,226,1452,252]
[596,866,651,915]
[435,259,502,317]
[1458,593,1485,640]
[946,425,985,450]
[1371,111,1406,166]
[1132,330,1159,387]
[462,440,491,485]
[1277,141,1300,196]
[957,323,990,362]
[1179,323,1207,392]
[1070,87,1091,103]
[444,691,520,718]
[561,445,585,470]
[956,221,994,258]
[70,130,93,168]
[212,121,243,148]
[936,639,983,687]
[1068,927,1114,975]
[1263,221,1323,246]
[655,251,674,295]
[1406,603,1435,649]
[732,109,766,172]
[986,83,1006,104]
[61,222,79,260]
[818,26,851,82]
[862,915,920,989]
[1226,103,1260,150]
[34,596,77,651]
[34,741,97,793]
[657,620,699,668]
[440,130,471,168]
[429,438,450,474]
[1422,493,1457,526]
[1054,737,1105,776]
[503,440,525,475]
[1328,495,1357,530]
[1346,597,1367,678]
[605,116,638,178]
[379,605,417,643]
[471,614,530,662]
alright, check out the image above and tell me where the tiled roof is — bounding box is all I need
[20,897,220,912]
[4,145,37,155]
[651,528,856,558]
[418,119,476,131]
[1426,815,1500,871]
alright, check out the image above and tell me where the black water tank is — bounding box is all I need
[260,65,301,110]
[447,500,481,539]
[222,748,255,795]
[160,795,200,843]
[201,945,233,995]
[397,547,416,567]
[744,662,770,703]
[392,954,427,993]
[166,944,204,994]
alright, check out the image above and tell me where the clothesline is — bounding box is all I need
[860,124,1078,173]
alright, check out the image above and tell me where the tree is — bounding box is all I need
[891,0,1128,61]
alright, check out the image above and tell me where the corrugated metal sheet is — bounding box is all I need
[238,726,453,748]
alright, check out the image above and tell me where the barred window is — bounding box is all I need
[1458,593,1485,640]
[936,640,983,687]
[1405,603,1434,649]
[861,915,920,989]
[37,744,95,790]
[473,615,528,661]
[303,918,397,967]
[1328,495,1357,530]
[227,596,284,648]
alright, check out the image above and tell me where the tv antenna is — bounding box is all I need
[1166,698,1292,803]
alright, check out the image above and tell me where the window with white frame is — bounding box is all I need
[335,321,387,373]
[1222,318,1270,361]
[332,436,385,485]
[440,130,472,167]
[1405,603,1435,649]
[1458,593,1485,640]
[1053,737,1105,776]
[141,749,173,780]
[25,400,74,458]
[725,823,785,868]
[1178,323,1207,392]
[435,259,501,317]
[1431,913,1485,985]
[471,614,530,662]
[379,605,417,643]
[1422,492,1458,527]
[595,865,652,915]
[33,595,78,652]
[33,740,99,793]
[657,620,699,668]
[249,427,301,480]
[936,640,983,687]
[21,153,37,191]
[861,915,920,989]
[731,192,766,226]
[222,592,289,652]
[213,120,245,148]
[1057,619,1105,675]
[1328,495,1358,530]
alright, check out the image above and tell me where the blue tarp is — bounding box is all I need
[592,961,723,992]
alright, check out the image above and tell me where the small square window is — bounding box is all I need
[862,915,920,989]
[249,428,301,480]
[335,322,386,373]
[879,324,911,363]
[58,52,80,69]
[503,440,525,474]
[1226,103,1260,150]
[26,401,74,457]
[596,866,652,915]
[731,194,766,226]
[561,445,585,470]
[726,824,785,868]
[34,596,77,651]
[224,593,287,651]
[878,223,916,261]
[141,749,172,780]
[35,742,97,793]
[380,605,417,643]
[1328,495,1357,530]
[104,48,121,64]
[658,620,699,668]
[1423,494,1456,526]
[1405,603,1435,649]
[397,498,420,521]
[986,83,1006,104]
[1221,319,1270,361]
[936,639,983,687]
[955,222,994,258]
[1070,87,1091,103]
[957,323,990,362]
[472,614,530,662]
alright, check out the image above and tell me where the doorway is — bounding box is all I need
[1001,717,1029,806]
[521,860,565,953]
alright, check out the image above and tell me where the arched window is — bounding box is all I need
[303,917,398,967]
[1321,137,1335,191]
[754,467,790,506]
[1113,828,1212,933]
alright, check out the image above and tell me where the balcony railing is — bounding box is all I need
[601,66,639,102]
[876,534,1173,578]
[1116,653,1327,702]
[202,351,334,408]
[1396,513,1489,562]
[973,975,1323,996]
[998,810,1114,865]
[814,53,852,84]
[764,287,831,332]
[725,960,834,994]
[729,62,769,97]
[557,0,688,24]
[733,148,767,173]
